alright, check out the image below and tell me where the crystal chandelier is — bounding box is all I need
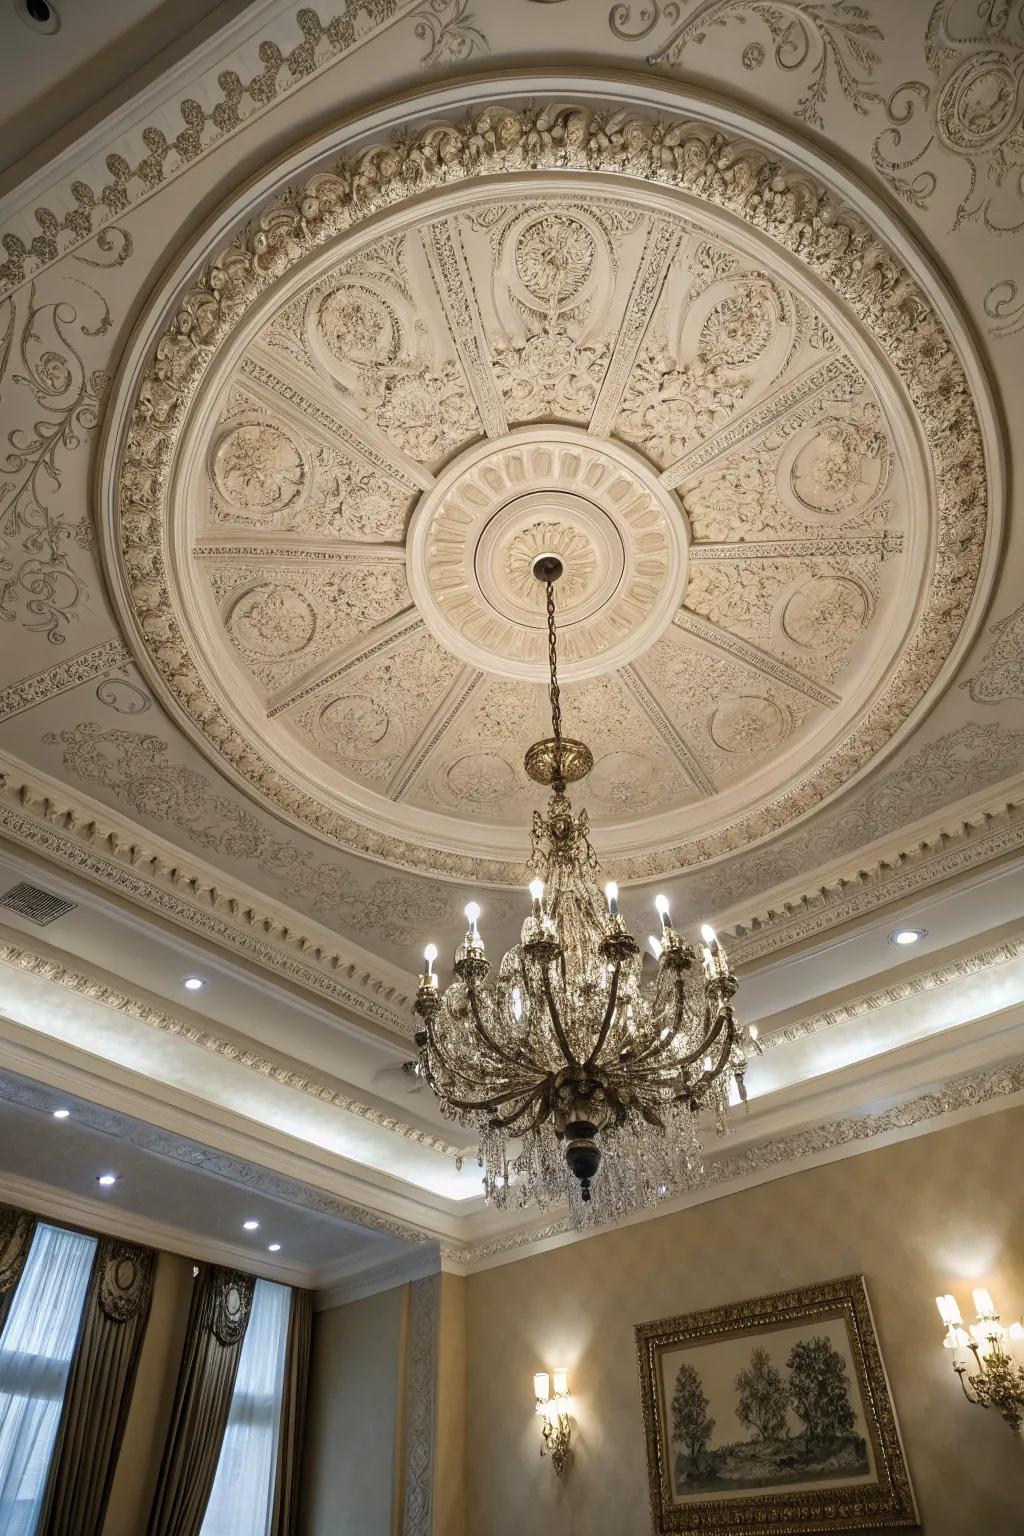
[414,556,758,1226]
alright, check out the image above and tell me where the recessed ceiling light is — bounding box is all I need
[889,927,926,946]
[182,975,206,991]
[267,1243,281,1253]
[97,1173,118,1187]
[242,1219,259,1231]
[15,0,61,35]
[52,1108,70,1119]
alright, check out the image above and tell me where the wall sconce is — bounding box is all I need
[936,1289,1024,1435]
[533,1368,572,1475]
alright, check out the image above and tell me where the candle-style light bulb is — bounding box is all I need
[552,1368,569,1400]
[529,877,544,909]
[700,923,717,945]
[655,893,671,934]
[605,881,619,917]
[648,934,663,960]
[533,1371,550,1405]
[936,1294,962,1326]
[465,901,481,938]
[423,943,437,976]
[973,1287,996,1318]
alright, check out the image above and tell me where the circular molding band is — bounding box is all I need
[98,72,1002,885]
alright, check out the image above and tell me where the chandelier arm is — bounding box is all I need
[440,1079,549,1116]
[584,959,622,1066]
[422,1010,530,1096]
[681,1017,736,1100]
[466,978,547,1077]
[487,1084,551,1131]
[541,965,579,1068]
[958,1370,981,1407]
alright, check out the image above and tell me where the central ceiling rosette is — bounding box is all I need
[105,101,992,885]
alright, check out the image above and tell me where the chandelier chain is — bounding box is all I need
[545,579,564,789]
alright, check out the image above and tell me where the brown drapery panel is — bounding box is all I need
[271,1287,312,1536]
[41,1238,156,1536]
[0,1204,37,1337]
[146,1264,254,1536]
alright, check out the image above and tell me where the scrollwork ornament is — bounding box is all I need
[984,276,1024,337]
[872,0,1024,227]
[613,2,885,130]
[97,1240,155,1322]
[0,280,109,643]
[211,1268,254,1345]
[410,0,489,67]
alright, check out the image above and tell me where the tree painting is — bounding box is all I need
[786,1336,857,1451]
[671,1362,714,1475]
[734,1346,789,1441]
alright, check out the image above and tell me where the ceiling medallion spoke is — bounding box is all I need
[104,96,992,883]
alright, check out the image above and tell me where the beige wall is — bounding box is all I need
[300,1283,408,1536]
[102,1250,193,1536]
[464,1107,1024,1536]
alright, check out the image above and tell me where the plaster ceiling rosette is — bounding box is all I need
[100,83,1000,886]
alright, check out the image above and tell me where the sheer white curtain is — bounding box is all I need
[200,1279,290,1536]
[0,1223,96,1536]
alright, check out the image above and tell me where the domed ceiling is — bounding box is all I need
[108,105,990,886]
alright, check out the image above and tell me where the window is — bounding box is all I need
[200,1279,290,1536]
[0,1223,96,1535]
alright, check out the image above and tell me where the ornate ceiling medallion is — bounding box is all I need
[407,428,687,681]
[101,91,997,886]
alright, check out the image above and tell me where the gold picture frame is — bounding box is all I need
[635,1275,918,1534]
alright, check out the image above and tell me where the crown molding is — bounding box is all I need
[314,1242,442,1309]
[756,926,1024,1052]
[0,747,417,1034]
[445,1054,1024,1272]
[0,0,428,295]
[0,921,460,1159]
[0,1163,314,1286]
[720,775,1024,963]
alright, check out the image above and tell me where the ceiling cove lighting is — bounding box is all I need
[890,928,927,946]
[181,975,206,991]
[415,557,760,1229]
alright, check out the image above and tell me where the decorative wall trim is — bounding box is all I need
[0,748,417,1033]
[0,926,461,1159]
[0,0,435,297]
[402,1272,440,1536]
[447,1056,1024,1269]
[0,640,132,723]
[758,932,1024,1051]
[721,784,1024,963]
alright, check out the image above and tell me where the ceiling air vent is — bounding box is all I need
[0,882,76,926]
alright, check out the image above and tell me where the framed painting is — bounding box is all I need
[635,1275,918,1533]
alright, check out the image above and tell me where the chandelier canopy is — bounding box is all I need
[415,557,759,1225]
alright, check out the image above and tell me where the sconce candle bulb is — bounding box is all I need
[935,1285,1024,1435]
[533,1366,572,1476]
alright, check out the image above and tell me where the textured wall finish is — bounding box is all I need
[463,1106,1024,1535]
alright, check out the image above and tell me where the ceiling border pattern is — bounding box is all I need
[0,931,460,1159]
[0,639,132,724]
[757,933,1024,1051]
[724,793,1024,962]
[104,95,996,883]
[0,0,441,299]
[446,1055,1024,1267]
[0,1063,434,1249]
[0,751,1020,1010]
[0,756,418,1034]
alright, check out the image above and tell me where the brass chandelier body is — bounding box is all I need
[415,558,756,1224]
